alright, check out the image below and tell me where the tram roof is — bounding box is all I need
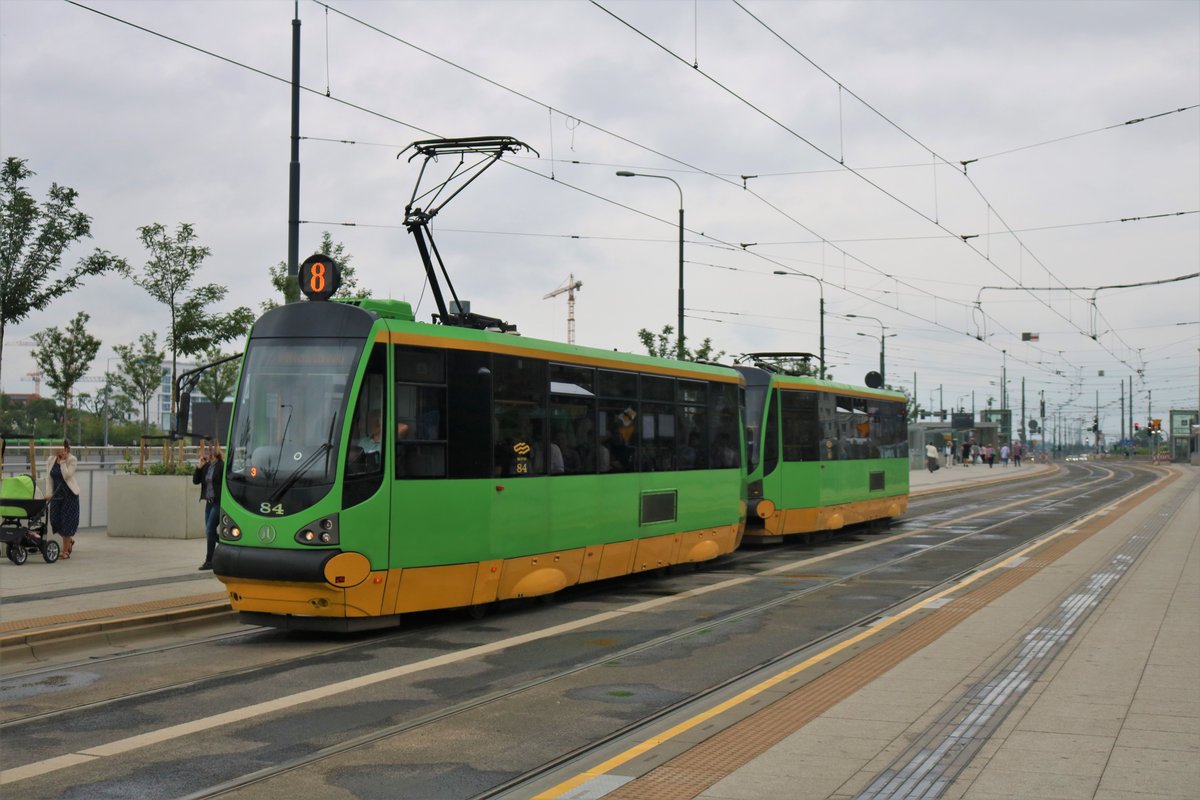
[332,297,742,384]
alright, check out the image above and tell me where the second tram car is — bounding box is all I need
[737,356,909,542]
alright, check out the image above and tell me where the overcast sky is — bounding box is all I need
[2,0,1197,436]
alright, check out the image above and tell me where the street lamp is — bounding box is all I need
[846,313,891,383]
[773,270,826,379]
[855,331,897,387]
[616,170,685,360]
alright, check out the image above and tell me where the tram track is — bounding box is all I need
[2,463,1158,797]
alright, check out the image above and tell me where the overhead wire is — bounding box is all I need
[65,0,1170,385]
[968,105,1200,162]
[311,1,1007,334]
[697,1,1193,374]
[606,2,1106,355]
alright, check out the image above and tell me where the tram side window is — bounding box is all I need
[640,375,676,472]
[598,369,638,473]
[819,392,839,461]
[343,344,387,507]
[446,349,492,479]
[641,402,676,471]
[881,400,908,457]
[744,384,767,472]
[493,355,547,477]
[762,391,780,476]
[781,391,820,462]
[394,347,447,479]
[549,364,596,475]
[678,403,708,469]
[710,382,740,469]
[677,380,708,470]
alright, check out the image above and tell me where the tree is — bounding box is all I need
[0,394,59,439]
[637,324,725,363]
[263,231,367,311]
[195,347,242,438]
[0,157,125,389]
[110,332,165,433]
[30,311,101,438]
[127,222,253,426]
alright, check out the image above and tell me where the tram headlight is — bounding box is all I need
[218,509,242,541]
[295,514,339,546]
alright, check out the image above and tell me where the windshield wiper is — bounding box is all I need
[265,415,338,505]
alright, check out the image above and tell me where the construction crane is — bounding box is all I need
[543,274,583,344]
[23,371,43,396]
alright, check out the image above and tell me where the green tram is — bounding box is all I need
[212,297,747,630]
[736,355,909,542]
[206,136,909,630]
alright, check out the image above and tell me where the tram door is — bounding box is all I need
[341,343,391,578]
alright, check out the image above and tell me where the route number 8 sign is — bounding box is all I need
[299,254,342,301]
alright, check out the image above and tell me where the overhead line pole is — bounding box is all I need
[287,1,301,301]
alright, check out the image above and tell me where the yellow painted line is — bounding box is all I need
[530,471,1162,799]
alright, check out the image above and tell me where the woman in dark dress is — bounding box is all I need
[45,439,81,558]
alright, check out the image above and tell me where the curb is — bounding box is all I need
[911,462,1060,498]
[0,600,233,655]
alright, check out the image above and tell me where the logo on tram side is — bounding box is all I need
[259,525,277,543]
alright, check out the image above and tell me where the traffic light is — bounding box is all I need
[1134,422,1140,431]
[1092,417,1099,433]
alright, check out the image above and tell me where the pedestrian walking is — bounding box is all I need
[925,442,940,472]
[1000,444,1010,466]
[1013,442,1023,466]
[944,441,954,468]
[44,439,81,558]
[961,440,972,466]
[985,445,995,467]
[192,442,225,571]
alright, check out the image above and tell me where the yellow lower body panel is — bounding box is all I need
[224,574,388,618]
[223,523,741,619]
[749,495,909,540]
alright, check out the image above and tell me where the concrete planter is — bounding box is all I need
[107,473,205,539]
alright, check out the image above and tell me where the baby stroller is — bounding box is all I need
[0,474,60,565]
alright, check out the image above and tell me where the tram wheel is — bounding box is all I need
[465,603,490,620]
[42,540,61,563]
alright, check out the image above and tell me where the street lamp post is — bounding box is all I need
[616,171,685,360]
[846,314,890,383]
[856,332,897,387]
[773,270,826,379]
[102,356,119,451]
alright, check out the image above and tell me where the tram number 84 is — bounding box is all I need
[260,502,285,516]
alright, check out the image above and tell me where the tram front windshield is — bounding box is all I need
[227,338,362,512]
